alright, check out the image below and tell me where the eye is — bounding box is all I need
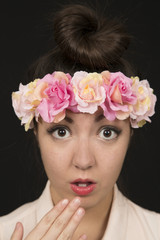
[48,126,71,139]
[98,127,120,141]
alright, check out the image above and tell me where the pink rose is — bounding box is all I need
[37,73,77,123]
[101,72,137,121]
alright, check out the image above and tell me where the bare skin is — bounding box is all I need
[11,109,131,239]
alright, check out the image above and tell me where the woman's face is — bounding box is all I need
[36,109,131,209]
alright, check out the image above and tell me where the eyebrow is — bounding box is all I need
[64,114,105,123]
[64,116,74,123]
[95,114,105,122]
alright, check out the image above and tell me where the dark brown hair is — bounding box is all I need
[27,4,135,81]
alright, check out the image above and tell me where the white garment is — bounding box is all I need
[0,181,160,240]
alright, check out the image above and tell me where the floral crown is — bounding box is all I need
[12,71,157,131]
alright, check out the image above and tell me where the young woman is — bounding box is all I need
[0,4,159,240]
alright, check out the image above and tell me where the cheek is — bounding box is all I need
[39,140,72,179]
[95,139,129,182]
[99,148,124,174]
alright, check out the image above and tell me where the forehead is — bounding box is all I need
[39,108,130,129]
[66,108,103,121]
[59,108,130,129]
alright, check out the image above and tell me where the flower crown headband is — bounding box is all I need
[12,71,157,131]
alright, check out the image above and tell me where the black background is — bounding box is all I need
[0,0,160,216]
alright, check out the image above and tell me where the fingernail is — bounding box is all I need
[76,208,85,216]
[72,197,81,207]
[61,199,69,206]
[81,234,87,239]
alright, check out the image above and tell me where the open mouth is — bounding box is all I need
[70,179,96,195]
[74,182,93,187]
[73,182,93,187]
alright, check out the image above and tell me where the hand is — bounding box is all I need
[11,197,87,240]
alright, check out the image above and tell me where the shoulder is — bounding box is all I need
[0,181,53,240]
[127,195,159,215]
[103,185,160,240]
[0,199,38,239]
[125,194,160,219]
[0,200,37,223]
[117,186,160,238]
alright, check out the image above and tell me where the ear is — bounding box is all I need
[130,128,134,137]
[33,117,40,136]
[33,119,39,140]
[33,127,40,148]
[33,127,37,136]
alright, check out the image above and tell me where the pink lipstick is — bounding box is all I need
[70,178,96,196]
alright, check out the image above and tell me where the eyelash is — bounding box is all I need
[47,125,121,141]
[98,126,121,141]
[47,125,71,139]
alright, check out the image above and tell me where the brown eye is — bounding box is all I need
[52,127,70,139]
[99,127,118,140]
[103,129,112,138]
[58,128,67,137]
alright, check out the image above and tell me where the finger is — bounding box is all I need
[25,198,69,239]
[10,222,23,240]
[42,197,82,240]
[79,234,87,240]
[58,208,85,240]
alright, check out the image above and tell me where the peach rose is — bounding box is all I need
[71,71,106,113]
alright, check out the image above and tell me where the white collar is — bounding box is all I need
[36,181,53,222]
[102,185,128,239]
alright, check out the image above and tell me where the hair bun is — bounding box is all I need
[53,4,130,70]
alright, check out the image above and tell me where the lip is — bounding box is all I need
[70,178,96,196]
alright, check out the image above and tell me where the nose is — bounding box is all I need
[72,138,95,170]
